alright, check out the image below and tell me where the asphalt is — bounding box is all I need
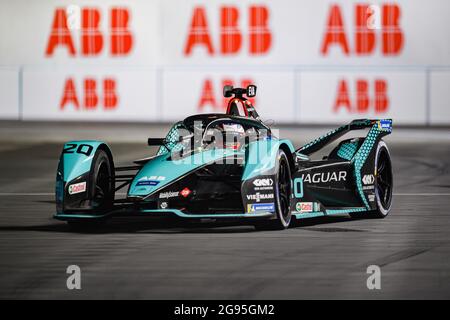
[0,125,449,299]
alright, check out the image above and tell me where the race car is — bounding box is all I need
[55,84,393,230]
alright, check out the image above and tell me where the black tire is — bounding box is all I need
[350,140,393,219]
[66,148,114,228]
[372,140,393,218]
[254,149,292,231]
[90,149,115,213]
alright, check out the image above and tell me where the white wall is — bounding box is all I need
[0,0,449,124]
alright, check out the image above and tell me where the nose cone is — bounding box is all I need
[128,149,240,197]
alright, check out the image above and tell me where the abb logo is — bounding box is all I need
[321,4,404,55]
[184,6,272,56]
[60,78,118,110]
[46,7,133,56]
[334,79,388,113]
[198,78,255,111]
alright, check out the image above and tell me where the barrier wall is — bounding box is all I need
[0,0,449,124]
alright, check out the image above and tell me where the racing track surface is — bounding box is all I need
[0,125,449,299]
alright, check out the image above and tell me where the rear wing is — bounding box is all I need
[296,119,392,155]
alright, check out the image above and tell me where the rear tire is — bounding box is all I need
[372,140,393,218]
[254,149,292,231]
[349,140,393,219]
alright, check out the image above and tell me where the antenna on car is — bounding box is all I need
[223,85,257,99]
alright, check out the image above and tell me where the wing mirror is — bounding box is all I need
[223,85,234,98]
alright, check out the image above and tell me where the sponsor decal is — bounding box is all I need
[247,203,275,213]
[160,201,168,209]
[184,6,272,57]
[68,181,86,195]
[139,176,166,181]
[159,191,179,199]
[46,7,134,57]
[246,192,274,202]
[368,194,375,202]
[363,185,375,191]
[333,79,389,114]
[295,202,313,213]
[378,119,392,131]
[362,174,375,185]
[60,78,118,111]
[180,187,191,198]
[253,178,273,187]
[137,176,165,186]
[137,180,160,186]
[301,171,347,184]
[320,4,404,56]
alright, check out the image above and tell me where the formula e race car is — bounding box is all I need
[55,85,393,230]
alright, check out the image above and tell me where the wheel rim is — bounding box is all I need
[376,147,393,210]
[278,157,291,223]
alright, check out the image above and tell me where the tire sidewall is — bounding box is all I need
[375,140,393,216]
[274,149,292,228]
[90,149,114,212]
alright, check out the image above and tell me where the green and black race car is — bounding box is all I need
[55,85,393,230]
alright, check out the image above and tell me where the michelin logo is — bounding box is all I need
[247,203,275,213]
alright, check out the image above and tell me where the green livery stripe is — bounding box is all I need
[351,124,382,209]
[55,209,275,220]
[293,207,366,219]
[337,141,359,160]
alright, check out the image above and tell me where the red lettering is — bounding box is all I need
[111,7,133,56]
[249,6,272,55]
[355,5,375,55]
[184,7,214,56]
[198,79,216,110]
[374,79,388,112]
[60,78,79,109]
[334,80,351,112]
[103,78,118,109]
[45,9,76,56]
[220,7,241,54]
[334,78,389,113]
[356,80,369,112]
[81,8,103,56]
[321,5,350,55]
[382,4,403,55]
[84,78,98,109]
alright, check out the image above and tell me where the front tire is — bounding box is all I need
[90,149,115,213]
[254,149,292,231]
[66,149,114,229]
